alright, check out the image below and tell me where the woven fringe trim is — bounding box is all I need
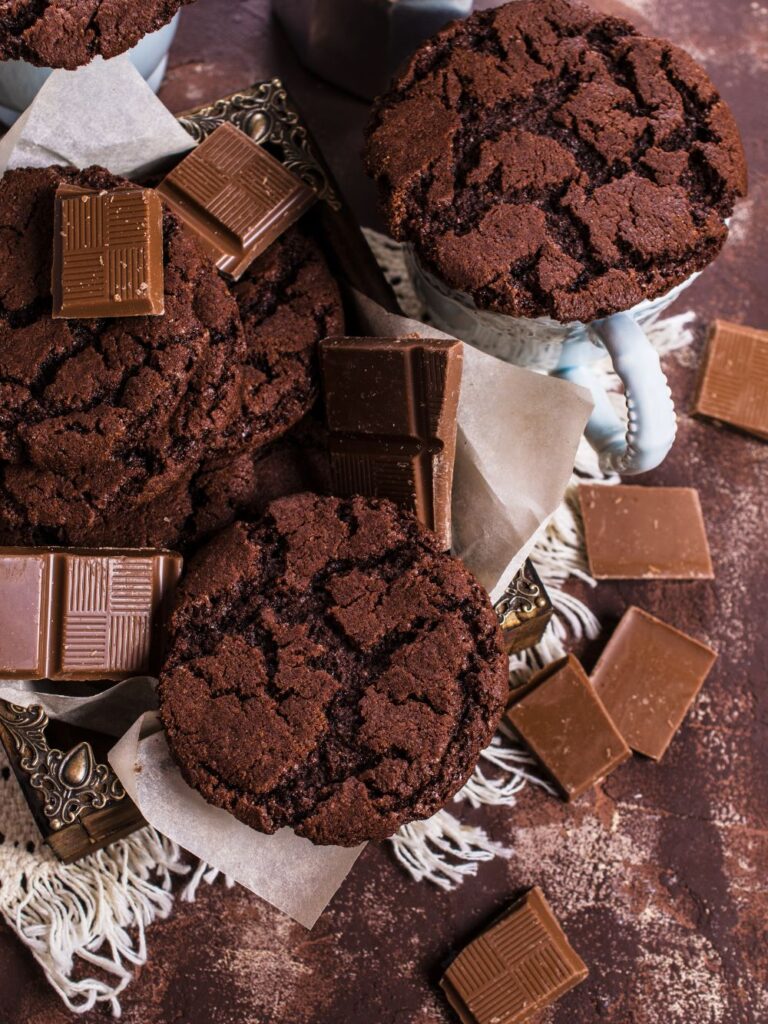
[372,226,697,886]
[0,826,195,1017]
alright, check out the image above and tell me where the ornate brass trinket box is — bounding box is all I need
[0,700,144,863]
[495,561,554,655]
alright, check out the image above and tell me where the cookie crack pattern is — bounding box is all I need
[364,0,746,323]
[158,494,508,846]
[0,0,194,69]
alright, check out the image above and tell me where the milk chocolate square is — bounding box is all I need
[591,606,717,761]
[580,484,714,580]
[320,336,463,550]
[441,886,588,1024]
[506,655,630,800]
[52,186,164,318]
[693,319,768,439]
[0,554,49,678]
[0,548,182,681]
[157,122,316,280]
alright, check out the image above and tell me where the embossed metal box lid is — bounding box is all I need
[0,700,145,863]
[495,560,554,656]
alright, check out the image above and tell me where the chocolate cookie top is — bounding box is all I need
[0,0,193,70]
[159,493,508,846]
[364,0,747,323]
[224,224,344,454]
[0,165,244,546]
[87,414,332,552]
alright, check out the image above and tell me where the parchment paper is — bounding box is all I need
[0,55,195,177]
[0,63,591,926]
[110,715,364,929]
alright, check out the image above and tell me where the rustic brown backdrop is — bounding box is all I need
[1,1,766,1021]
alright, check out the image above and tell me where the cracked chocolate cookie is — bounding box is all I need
[159,493,508,846]
[87,414,332,552]
[0,0,194,70]
[222,223,344,454]
[364,0,747,323]
[0,165,245,546]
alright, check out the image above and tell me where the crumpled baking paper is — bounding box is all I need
[0,55,195,178]
[0,62,591,927]
[111,714,364,928]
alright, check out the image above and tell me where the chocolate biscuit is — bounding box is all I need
[0,0,195,70]
[364,0,747,323]
[159,493,508,846]
[0,165,245,547]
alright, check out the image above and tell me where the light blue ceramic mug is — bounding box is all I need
[407,250,689,476]
[0,13,181,125]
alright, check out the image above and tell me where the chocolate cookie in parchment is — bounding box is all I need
[0,0,194,70]
[364,0,747,323]
[159,493,508,846]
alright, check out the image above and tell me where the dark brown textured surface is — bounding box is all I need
[364,0,747,323]
[158,493,507,846]
[0,0,195,69]
[1,0,766,1021]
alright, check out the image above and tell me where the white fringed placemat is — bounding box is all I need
[0,230,696,1016]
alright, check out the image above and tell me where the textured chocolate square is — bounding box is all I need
[157,122,317,280]
[591,606,717,761]
[52,186,164,318]
[58,555,158,676]
[506,655,630,800]
[0,548,182,681]
[580,484,714,579]
[693,319,768,439]
[441,886,588,1024]
[320,336,463,550]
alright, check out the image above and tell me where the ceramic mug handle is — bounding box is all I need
[554,313,677,475]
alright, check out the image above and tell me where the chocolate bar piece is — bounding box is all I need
[0,701,145,863]
[506,655,630,800]
[0,548,182,681]
[495,561,554,655]
[440,886,588,1024]
[157,122,316,280]
[591,606,717,761]
[579,484,714,580]
[693,319,768,439]
[52,186,164,318]
[320,336,463,550]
